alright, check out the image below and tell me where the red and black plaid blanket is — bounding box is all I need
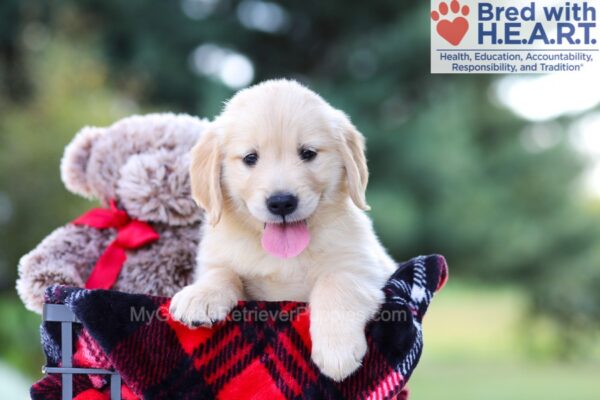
[31,254,448,400]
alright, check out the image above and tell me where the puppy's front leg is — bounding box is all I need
[310,272,384,381]
[169,266,243,328]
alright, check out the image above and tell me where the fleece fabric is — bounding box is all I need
[31,254,448,400]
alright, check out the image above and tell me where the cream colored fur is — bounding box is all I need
[170,80,396,381]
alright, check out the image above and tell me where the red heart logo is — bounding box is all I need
[436,17,468,46]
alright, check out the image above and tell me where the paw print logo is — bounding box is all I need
[431,0,470,46]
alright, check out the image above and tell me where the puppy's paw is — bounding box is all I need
[169,284,237,328]
[310,322,368,381]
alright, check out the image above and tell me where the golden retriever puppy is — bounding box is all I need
[170,79,396,381]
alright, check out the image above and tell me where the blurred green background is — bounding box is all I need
[0,0,599,399]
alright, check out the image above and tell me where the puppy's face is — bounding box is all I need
[190,80,369,253]
[222,97,345,226]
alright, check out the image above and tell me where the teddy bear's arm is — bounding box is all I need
[16,224,111,313]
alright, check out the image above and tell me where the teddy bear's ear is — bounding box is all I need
[60,126,105,198]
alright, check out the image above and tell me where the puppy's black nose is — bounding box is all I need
[266,193,298,216]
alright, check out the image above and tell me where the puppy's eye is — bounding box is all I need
[242,152,259,166]
[299,148,317,162]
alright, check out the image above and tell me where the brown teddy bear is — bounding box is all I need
[17,113,208,313]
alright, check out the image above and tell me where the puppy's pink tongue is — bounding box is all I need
[261,221,310,259]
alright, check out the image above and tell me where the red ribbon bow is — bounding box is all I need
[73,200,160,290]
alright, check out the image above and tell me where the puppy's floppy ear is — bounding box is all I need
[190,126,224,225]
[335,110,370,211]
[60,126,105,198]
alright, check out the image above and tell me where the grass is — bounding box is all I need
[0,295,44,377]
[408,281,600,399]
[410,360,600,400]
